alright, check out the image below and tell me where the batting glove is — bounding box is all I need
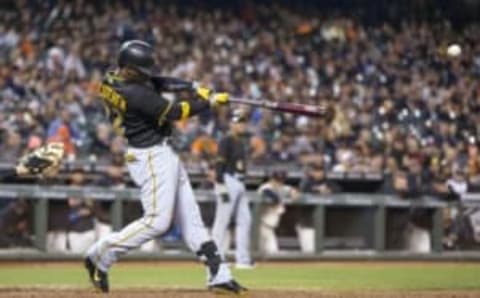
[196,87,229,106]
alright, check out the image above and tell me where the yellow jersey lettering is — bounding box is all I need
[112,112,125,136]
[99,84,127,112]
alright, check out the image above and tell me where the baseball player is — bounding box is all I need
[0,142,65,179]
[212,110,253,269]
[84,40,246,294]
[258,170,299,254]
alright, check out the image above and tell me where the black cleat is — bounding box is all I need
[84,257,109,293]
[84,257,96,282]
[209,279,248,295]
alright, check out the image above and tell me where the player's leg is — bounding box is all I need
[175,165,231,283]
[234,184,253,267]
[211,175,237,258]
[87,146,178,268]
[174,164,246,293]
[85,145,179,291]
[259,209,279,254]
[87,217,160,270]
[47,231,67,253]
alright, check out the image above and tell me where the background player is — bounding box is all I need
[84,40,246,294]
[212,110,253,269]
[257,170,299,255]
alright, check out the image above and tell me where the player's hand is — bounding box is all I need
[214,183,230,203]
[196,86,211,101]
[211,92,229,106]
[196,87,229,106]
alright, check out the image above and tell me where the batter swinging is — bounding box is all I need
[84,40,246,294]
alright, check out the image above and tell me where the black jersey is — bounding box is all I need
[98,72,210,148]
[215,134,248,183]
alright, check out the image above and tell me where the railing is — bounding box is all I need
[0,184,464,256]
[0,161,386,185]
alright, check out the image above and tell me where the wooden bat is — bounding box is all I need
[151,76,334,120]
[230,97,334,119]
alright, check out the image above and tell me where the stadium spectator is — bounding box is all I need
[300,158,337,195]
[0,1,479,185]
[47,110,77,158]
[190,129,218,159]
[0,130,22,163]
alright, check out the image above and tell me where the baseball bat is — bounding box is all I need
[152,76,334,119]
[230,97,333,119]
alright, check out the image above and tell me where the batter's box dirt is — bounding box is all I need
[0,289,479,298]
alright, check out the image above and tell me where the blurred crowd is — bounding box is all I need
[1,1,480,194]
[1,0,480,250]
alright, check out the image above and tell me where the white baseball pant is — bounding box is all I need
[86,143,231,285]
[212,174,252,265]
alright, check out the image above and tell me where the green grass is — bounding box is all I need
[0,262,478,291]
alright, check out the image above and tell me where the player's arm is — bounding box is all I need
[151,76,194,93]
[258,184,281,204]
[165,86,229,122]
[128,85,228,124]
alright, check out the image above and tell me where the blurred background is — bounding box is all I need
[0,0,479,259]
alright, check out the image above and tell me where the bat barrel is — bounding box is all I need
[230,97,329,118]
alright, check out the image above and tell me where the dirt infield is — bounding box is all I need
[0,289,479,298]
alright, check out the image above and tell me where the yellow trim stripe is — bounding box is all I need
[147,149,158,214]
[180,101,191,120]
[158,101,173,125]
[106,225,147,248]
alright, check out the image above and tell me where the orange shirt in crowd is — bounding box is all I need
[191,135,218,157]
[48,125,76,156]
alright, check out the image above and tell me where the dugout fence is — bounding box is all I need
[0,184,479,260]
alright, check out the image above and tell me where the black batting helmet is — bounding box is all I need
[117,40,158,77]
